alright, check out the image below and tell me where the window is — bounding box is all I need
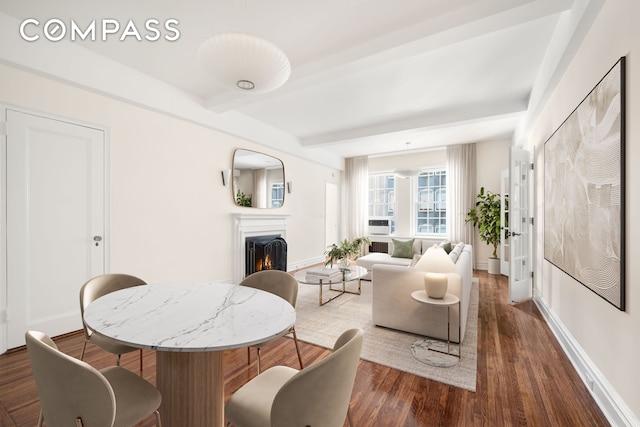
[416,170,446,235]
[368,174,396,234]
[271,183,284,208]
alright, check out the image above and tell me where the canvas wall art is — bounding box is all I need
[544,57,625,310]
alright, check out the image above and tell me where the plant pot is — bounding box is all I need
[487,257,500,275]
[338,258,351,270]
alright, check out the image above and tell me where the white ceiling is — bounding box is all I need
[0,0,600,167]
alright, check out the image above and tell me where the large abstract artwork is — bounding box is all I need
[544,57,625,310]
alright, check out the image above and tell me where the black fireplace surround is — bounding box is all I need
[245,235,287,276]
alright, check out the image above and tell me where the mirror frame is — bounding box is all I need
[232,148,285,209]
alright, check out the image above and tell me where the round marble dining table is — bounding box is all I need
[83,282,296,427]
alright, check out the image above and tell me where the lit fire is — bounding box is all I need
[257,254,273,271]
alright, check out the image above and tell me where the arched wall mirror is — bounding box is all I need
[232,149,285,208]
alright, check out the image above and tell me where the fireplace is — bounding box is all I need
[232,213,289,283]
[245,235,288,276]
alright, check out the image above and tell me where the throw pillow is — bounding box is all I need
[439,240,453,254]
[391,238,415,259]
[449,242,464,263]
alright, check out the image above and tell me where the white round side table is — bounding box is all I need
[410,290,461,367]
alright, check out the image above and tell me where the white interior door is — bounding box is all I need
[500,169,510,276]
[509,147,533,303]
[4,109,106,349]
[325,182,339,247]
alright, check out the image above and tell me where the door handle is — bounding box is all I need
[93,236,102,246]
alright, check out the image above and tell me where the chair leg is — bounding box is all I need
[139,348,144,376]
[247,347,251,366]
[79,341,87,360]
[291,327,304,369]
[154,409,162,427]
[256,347,262,374]
[37,410,44,427]
[116,354,121,366]
[347,407,354,427]
[75,417,84,427]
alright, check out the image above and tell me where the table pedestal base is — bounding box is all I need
[157,351,224,427]
[411,339,460,367]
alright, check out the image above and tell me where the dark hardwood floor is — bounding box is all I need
[0,271,609,426]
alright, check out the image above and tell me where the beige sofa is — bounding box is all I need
[371,243,473,342]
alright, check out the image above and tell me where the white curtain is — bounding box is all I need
[253,168,267,208]
[343,156,369,240]
[446,144,476,247]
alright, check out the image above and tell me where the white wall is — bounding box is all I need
[525,0,640,422]
[0,63,340,283]
[474,140,510,268]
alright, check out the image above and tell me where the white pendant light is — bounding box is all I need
[197,32,291,94]
[394,142,420,178]
[394,169,420,179]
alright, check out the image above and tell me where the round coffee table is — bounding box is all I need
[295,264,366,306]
[410,290,461,367]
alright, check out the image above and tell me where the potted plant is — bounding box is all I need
[236,190,252,207]
[325,236,371,269]
[465,187,507,274]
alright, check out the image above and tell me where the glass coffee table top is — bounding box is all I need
[295,264,366,284]
[294,264,367,305]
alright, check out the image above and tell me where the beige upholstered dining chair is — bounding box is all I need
[26,330,162,427]
[240,270,304,373]
[79,273,146,374]
[225,328,363,427]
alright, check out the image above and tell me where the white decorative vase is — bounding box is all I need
[424,272,448,299]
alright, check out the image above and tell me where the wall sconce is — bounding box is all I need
[287,181,293,194]
[221,169,231,186]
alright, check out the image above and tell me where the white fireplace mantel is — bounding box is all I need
[232,213,289,283]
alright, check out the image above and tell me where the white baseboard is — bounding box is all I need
[534,295,639,427]
[288,256,324,273]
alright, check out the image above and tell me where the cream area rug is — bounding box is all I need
[294,277,479,392]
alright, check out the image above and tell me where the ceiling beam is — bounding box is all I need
[300,96,528,147]
[203,0,573,114]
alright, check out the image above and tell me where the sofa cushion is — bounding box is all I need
[439,240,453,253]
[391,238,415,258]
[356,252,413,272]
[389,238,423,256]
[449,241,465,263]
